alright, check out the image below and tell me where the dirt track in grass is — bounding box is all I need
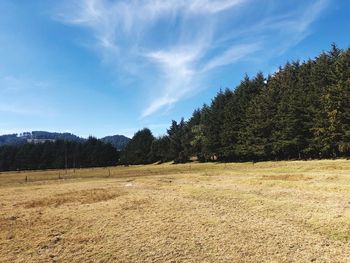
[1,160,350,262]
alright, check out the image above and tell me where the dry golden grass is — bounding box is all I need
[1,160,350,262]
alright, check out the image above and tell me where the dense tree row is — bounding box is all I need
[0,138,119,171]
[0,132,130,150]
[121,44,350,164]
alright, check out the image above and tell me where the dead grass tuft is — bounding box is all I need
[23,188,125,208]
[120,198,150,210]
[261,174,311,181]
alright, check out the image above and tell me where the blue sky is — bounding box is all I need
[1,0,350,138]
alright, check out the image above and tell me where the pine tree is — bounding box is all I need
[120,128,155,165]
[312,45,343,157]
[202,89,233,161]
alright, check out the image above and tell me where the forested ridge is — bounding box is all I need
[0,138,118,171]
[0,131,130,150]
[121,44,350,164]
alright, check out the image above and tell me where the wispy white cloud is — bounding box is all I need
[55,0,329,118]
[202,43,261,72]
[0,105,30,115]
[290,0,329,33]
[1,75,50,92]
[0,102,52,116]
[143,47,202,117]
[187,0,246,14]
[0,75,55,117]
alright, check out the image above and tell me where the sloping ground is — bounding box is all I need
[1,160,350,262]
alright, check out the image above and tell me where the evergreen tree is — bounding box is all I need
[149,136,171,163]
[120,128,155,165]
[202,89,233,161]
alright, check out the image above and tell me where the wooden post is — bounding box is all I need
[64,142,68,174]
[25,176,28,183]
[73,153,76,173]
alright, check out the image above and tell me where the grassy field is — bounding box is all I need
[1,160,350,262]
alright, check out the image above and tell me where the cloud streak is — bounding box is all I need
[55,0,329,117]
[0,75,55,117]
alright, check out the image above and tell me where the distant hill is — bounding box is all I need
[0,131,130,150]
[25,131,84,141]
[0,134,25,146]
[100,135,130,150]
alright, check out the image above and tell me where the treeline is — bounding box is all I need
[121,44,350,164]
[0,137,119,171]
[0,132,130,150]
